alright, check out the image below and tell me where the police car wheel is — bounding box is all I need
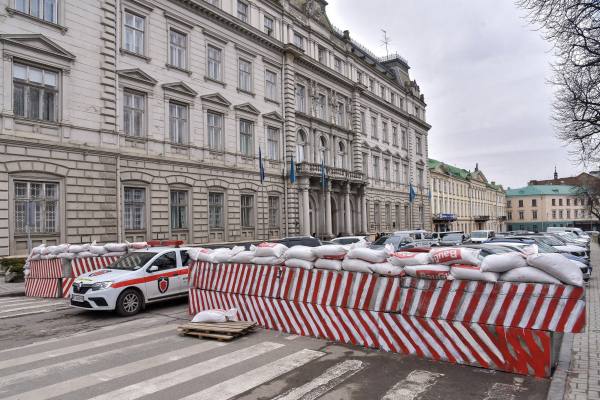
[116,289,142,317]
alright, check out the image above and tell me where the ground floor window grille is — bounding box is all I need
[241,195,253,227]
[124,188,145,230]
[268,197,279,227]
[14,181,58,234]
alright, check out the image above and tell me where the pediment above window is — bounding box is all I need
[162,81,198,98]
[416,159,426,166]
[233,103,261,115]
[383,149,392,156]
[262,111,284,123]
[118,68,157,87]
[372,145,382,153]
[200,93,232,107]
[1,34,75,66]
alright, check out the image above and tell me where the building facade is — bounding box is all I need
[429,159,506,233]
[506,185,594,232]
[0,0,431,256]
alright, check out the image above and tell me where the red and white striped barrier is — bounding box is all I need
[71,256,120,277]
[25,278,61,298]
[189,262,281,298]
[399,278,585,333]
[29,259,63,278]
[62,278,75,298]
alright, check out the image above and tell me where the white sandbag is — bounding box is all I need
[522,244,538,256]
[480,252,527,273]
[40,255,48,260]
[349,238,370,249]
[126,241,148,250]
[30,254,41,261]
[285,258,315,270]
[32,244,45,255]
[57,252,76,260]
[500,267,562,285]
[314,258,343,271]
[228,251,256,264]
[449,265,499,283]
[252,256,286,266]
[429,247,480,266]
[369,262,405,277]
[24,269,30,277]
[187,248,217,263]
[45,254,57,260]
[52,244,70,255]
[313,245,349,260]
[76,251,95,258]
[404,265,451,280]
[102,251,127,258]
[191,308,238,323]
[283,246,317,261]
[527,253,584,287]
[341,258,373,274]
[89,245,109,255]
[105,243,128,252]
[68,243,90,253]
[41,246,55,255]
[255,243,289,258]
[388,252,430,267]
[346,245,394,263]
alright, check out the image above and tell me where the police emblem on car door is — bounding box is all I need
[157,276,169,293]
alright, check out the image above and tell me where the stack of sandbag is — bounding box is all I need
[188,247,243,263]
[522,252,584,287]
[387,251,429,278]
[103,243,128,257]
[283,246,317,270]
[342,244,396,275]
[313,244,349,271]
[430,247,486,281]
[252,243,288,266]
[126,241,148,252]
[228,245,257,264]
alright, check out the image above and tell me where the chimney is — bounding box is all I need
[475,163,479,171]
[491,181,495,186]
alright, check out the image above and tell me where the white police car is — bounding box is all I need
[70,241,191,316]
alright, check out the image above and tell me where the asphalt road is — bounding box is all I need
[0,296,552,400]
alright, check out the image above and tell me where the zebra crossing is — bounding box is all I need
[0,296,69,319]
[0,314,544,400]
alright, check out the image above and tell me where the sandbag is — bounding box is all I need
[313,245,349,260]
[404,265,451,280]
[89,245,109,255]
[76,251,95,258]
[389,252,430,267]
[24,269,30,277]
[41,246,55,255]
[57,252,76,260]
[30,254,41,261]
[68,244,91,254]
[255,243,288,258]
[449,265,499,283]
[341,258,373,274]
[429,247,480,266]
[500,267,562,285]
[191,308,238,323]
[105,243,128,252]
[314,258,343,271]
[527,253,584,287]
[45,254,57,260]
[228,251,256,264]
[522,244,538,256]
[52,244,70,255]
[188,248,217,263]
[103,251,127,257]
[252,256,286,266]
[283,246,317,261]
[480,252,527,273]
[213,246,245,263]
[369,262,405,277]
[285,258,315,270]
[346,245,394,263]
[32,244,45,255]
[126,241,148,250]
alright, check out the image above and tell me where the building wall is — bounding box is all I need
[506,193,589,232]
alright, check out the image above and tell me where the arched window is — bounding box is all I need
[296,130,306,162]
[318,136,327,164]
[337,141,345,168]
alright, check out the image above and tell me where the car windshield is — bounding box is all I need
[372,236,401,246]
[444,234,463,241]
[107,252,157,271]
[536,242,558,253]
[470,232,488,238]
[540,236,565,246]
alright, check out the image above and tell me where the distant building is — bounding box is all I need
[528,167,600,187]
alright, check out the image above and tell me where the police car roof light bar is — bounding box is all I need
[147,240,184,248]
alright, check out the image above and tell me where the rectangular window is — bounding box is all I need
[416,136,422,154]
[239,121,252,156]
[207,46,221,81]
[334,58,341,73]
[380,86,385,99]
[238,59,251,92]
[567,210,571,219]
[414,106,420,118]
[16,0,57,23]
[394,163,399,182]
[318,47,324,64]
[519,211,524,220]
[559,199,563,206]
[374,203,380,225]
[169,103,186,144]
[418,168,424,189]
[532,199,537,207]
[362,153,368,175]
[360,112,365,133]
[241,195,253,227]
[552,199,556,206]
[369,79,374,93]
[575,210,578,218]
[336,103,344,126]
[419,207,424,226]
[373,157,379,180]
[264,16,274,36]
[402,130,407,149]
[170,191,187,229]
[559,210,563,219]
[385,204,391,224]
[574,199,578,206]
[123,91,143,137]
[371,117,377,138]
[169,30,186,69]
[296,84,305,112]
[265,71,276,100]
[392,127,398,146]
[124,188,145,230]
[518,200,524,207]
[14,181,59,234]
[357,71,362,83]
[403,164,409,184]
[13,63,58,122]
[507,200,512,208]
[237,2,248,22]
[532,210,538,219]
[267,128,278,160]
[318,94,326,119]
[209,193,223,228]
[507,211,512,220]
[384,160,390,181]
[207,112,222,150]
[294,33,303,49]
[382,122,388,142]
[268,197,279,227]
[552,210,556,219]
[390,92,395,104]
[124,11,144,55]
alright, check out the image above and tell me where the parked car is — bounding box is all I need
[368,235,415,252]
[468,230,496,243]
[393,230,439,247]
[275,236,326,248]
[553,232,590,247]
[492,235,589,260]
[439,233,468,246]
[547,227,590,240]
[431,231,464,241]
[495,232,511,238]
[330,236,369,246]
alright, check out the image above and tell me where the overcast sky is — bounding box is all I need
[325,0,588,189]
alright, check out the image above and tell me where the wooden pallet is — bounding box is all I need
[177,321,258,341]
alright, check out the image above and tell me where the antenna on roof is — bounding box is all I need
[380,30,392,58]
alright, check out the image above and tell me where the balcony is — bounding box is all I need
[497,216,507,222]
[473,215,490,222]
[296,162,365,182]
[433,213,457,222]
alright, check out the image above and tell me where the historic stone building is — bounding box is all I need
[0,0,431,256]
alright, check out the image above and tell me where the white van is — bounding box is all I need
[547,227,590,240]
[469,230,496,243]
[431,231,464,240]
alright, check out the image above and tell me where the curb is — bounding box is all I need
[547,333,574,400]
[0,291,26,298]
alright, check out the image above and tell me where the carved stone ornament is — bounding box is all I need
[305,0,324,20]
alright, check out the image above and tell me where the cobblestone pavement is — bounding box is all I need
[565,242,600,400]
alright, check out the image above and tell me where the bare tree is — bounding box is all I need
[571,174,600,220]
[516,0,600,166]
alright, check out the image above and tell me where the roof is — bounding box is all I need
[505,185,577,197]
[429,158,504,191]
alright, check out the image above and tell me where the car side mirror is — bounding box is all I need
[149,266,159,272]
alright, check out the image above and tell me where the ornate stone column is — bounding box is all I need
[344,183,352,235]
[300,177,311,236]
[361,187,368,235]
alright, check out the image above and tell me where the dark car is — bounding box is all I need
[275,236,326,248]
[439,233,468,247]
[368,235,415,252]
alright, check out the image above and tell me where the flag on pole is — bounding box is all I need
[420,188,424,204]
[290,154,296,188]
[259,147,265,185]
[409,184,416,203]
[428,188,432,204]
[321,159,326,191]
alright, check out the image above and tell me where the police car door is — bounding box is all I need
[145,251,181,300]
[178,250,192,294]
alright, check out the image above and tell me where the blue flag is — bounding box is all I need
[409,183,416,203]
[290,154,296,188]
[428,188,432,204]
[259,147,265,185]
[321,159,326,191]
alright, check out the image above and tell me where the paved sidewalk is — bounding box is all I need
[0,275,25,296]
[565,242,600,400]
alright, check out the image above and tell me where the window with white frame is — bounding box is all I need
[296,131,306,162]
[268,196,279,227]
[369,79,374,93]
[357,70,362,84]
[575,210,579,218]
[124,187,145,230]
[532,210,538,219]
[415,106,420,118]
[264,16,274,36]
[559,210,563,219]
[371,117,377,138]
[237,1,248,22]
[123,91,143,137]
[265,70,276,100]
[209,193,223,228]
[296,84,305,112]
[360,111,365,133]
[169,30,186,69]
[169,103,186,144]
[374,203,380,225]
[318,136,326,164]
[403,164,409,183]
[241,195,253,227]
[385,204,391,224]
[519,211,524,220]
[14,181,58,234]
[239,121,252,156]
[267,128,278,160]
[207,46,221,81]
[382,122,388,142]
[507,211,513,220]
[380,86,385,99]
[390,92,395,105]
[124,11,144,55]
[318,94,326,119]
[170,190,187,229]
[238,59,251,92]
[384,160,390,181]
[416,136,422,154]
[318,47,324,64]
[294,33,303,49]
[401,129,407,149]
[394,162,399,182]
[336,102,344,126]
[334,58,341,73]
[15,0,57,23]
[13,64,58,122]
[207,112,222,150]
[392,127,398,146]
[373,156,379,180]
[337,142,345,168]
[362,153,368,174]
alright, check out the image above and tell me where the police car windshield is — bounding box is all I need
[372,236,401,246]
[107,252,158,271]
